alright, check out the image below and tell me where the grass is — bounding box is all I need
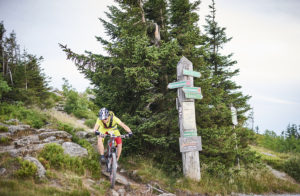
[173,168,300,195]
[0,178,91,196]
[44,108,90,130]
[120,155,300,195]
[0,136,10,145]
[0,103,48,128]
[0,161,109,196]
[0,125,8,132]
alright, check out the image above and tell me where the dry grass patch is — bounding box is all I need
[41,108,90,130]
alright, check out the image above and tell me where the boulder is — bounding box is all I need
[36,128,58,134]
[14,135,40,148]
[42,136,57,143]
[0,168,6,175]
[62,142,88,157]
[110,189,119,196]
[76,131,93,139]
[8,125,36,137]
[24,156,46,178]
[38,131,72,141]
[4,119,20,125]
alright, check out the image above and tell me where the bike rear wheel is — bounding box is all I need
[110,152,117,188]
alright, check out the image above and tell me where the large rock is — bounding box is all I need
[14,135,40,148]
[36,128,59,134]
[76,131,93,139]
[24,156,46,178]
[8,125,36,137]
[39,131,72,141]
[62,142,88,157]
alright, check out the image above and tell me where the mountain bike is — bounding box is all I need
[99,133,130,188]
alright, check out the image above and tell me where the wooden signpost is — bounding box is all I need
[168,56,202,181]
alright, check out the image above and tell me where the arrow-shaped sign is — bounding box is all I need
[183,69,201,78]
[182,87,201,93]
[168,80,191,89]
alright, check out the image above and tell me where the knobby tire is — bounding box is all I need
[110,152,117,188]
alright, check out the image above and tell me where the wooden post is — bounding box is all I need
[176,56,201,181]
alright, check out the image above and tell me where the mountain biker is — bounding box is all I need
[93,107,132,163]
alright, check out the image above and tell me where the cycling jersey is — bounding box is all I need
[96,112,122,144]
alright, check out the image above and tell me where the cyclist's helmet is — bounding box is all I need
[98,107,109,120]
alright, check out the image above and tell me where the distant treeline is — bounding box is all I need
[0,21,54,107]
[258,124,300,153]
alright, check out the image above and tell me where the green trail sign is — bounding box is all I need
[182,87,201,93]
[184,92,203,99]
[183,69,201,78]
[167,80,191,89]
[183,131,197,137]
[182,87,203,99]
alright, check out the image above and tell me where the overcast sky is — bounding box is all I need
[0,0,299,135]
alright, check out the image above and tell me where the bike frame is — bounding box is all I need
[100,133,129,188]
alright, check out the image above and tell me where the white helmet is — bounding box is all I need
[98,107,109,120]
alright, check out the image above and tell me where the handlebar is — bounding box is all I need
[95,132,132,139]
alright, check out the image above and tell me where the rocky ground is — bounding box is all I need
[0,120,178,196]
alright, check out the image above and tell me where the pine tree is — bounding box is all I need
[0,22,50,105]
[61,0,256,174]
[200,0,251,127]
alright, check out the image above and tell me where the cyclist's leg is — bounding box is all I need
[113,129,122,161]
[97,136,105,155]
[117,143,122,161]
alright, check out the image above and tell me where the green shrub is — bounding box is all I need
[15,158,37,178]
[84,119,96,128]
[283,157,300,182]
[0,137,10,145]
[38,143,84,175]
[0,126,8,132]
[38,143,66,169]
[56,122,73,133]
[0,103,47,128]
[40,91,62,109]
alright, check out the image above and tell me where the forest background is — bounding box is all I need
[0,0,300,194]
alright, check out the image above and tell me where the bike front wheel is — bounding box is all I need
[110,152,117,188]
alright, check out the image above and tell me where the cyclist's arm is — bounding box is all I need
[93,122,100,133]
[118,121,132,133]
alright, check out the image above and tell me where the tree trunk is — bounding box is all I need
[139,0,146,24]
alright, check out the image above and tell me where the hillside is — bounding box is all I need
[0,105,300,196]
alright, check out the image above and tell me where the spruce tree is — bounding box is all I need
[0,22,50,105]
[60,1,183,171]
[201,0,251,126]
[61,0,256,174]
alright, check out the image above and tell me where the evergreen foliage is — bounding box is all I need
[201,0,251,127]
[258,124,300,153]
[60,0,253,175]
[0,21,51,107]
[61,78,97,119]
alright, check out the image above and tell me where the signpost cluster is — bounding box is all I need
[168,56,203,181]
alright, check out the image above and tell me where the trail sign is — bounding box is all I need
[179,136,202,152]
[183,69,201,78]
[170,56,202,181]
[231,105,238,126]
[182,87,201,93]
[167,80,191,89]
[184,92,203,99]
[182,87,203,99]
[183,131,197,137]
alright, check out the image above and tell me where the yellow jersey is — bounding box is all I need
[96,113,121,136]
